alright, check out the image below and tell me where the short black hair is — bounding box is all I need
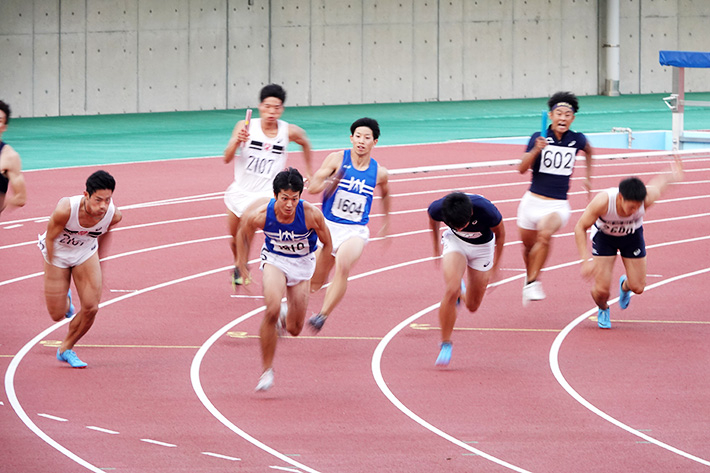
[350,117,380,140]
[548,91,579,113]
[619,177,647,202]
[441,192,473,229]
[0,100,10,124]
[260,84,286,104]
[273,167,304,195]
[86,170,116,196]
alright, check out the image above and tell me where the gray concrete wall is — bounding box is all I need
[1,0,708,118]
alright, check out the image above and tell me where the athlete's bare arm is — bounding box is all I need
[224,120,249,164]
[44,198,72,266]
[306,151,344,195]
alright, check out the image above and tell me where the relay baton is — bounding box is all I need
[244,108,252,131]
[239,109,252,157]
[540,110,548,138]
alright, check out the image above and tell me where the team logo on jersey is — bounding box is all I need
[264,143,272,151]
[278,229,296,241]
[569,141,577,146]
[343,177,367,193]
[634,248,641,256]
[78,230,88,236]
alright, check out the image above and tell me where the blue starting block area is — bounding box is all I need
[660,50,710,150]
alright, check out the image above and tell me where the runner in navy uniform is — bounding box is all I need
[574,157,682,328]
[0,100,26,217]
[428,192,505,366]
[517,91,594,306]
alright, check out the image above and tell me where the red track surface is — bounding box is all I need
[2,143,710,472]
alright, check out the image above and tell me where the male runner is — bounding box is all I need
[305,117,390,332]
[574,157,682,328]
[237,168,332,391]
[224,84,313,288]
[38,170,122,368]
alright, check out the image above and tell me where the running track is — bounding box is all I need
[1,142,710,472]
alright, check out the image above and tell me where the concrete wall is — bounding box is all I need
[1,0,709,118]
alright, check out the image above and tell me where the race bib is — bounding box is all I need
[600,222,637,236]
[330,189,367,223]
[269,238,311,256]
[245,155,277,177]
[539,144,576,176]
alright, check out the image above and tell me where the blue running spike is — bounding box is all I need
[619,275,631,310]
[57,348,87,368]
[436,342,452,366]
[65,290,76,318]
[597,307,611,329]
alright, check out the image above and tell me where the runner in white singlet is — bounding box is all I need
[223,84,313,288]
[40,170,123,368]
[574,157,683,329]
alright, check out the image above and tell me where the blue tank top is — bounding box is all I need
[322,150,378,226]
[263,199,318,258]
[526,129,588,200]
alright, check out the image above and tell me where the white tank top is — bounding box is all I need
[231,118,290,193]
[595,187,644,236]
[44,195,116,252]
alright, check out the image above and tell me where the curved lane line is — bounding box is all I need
[4,318,105,473]
[371,302,532,473]
[189,307,321,473]
[549,267,710,467]
[4,265,230,472]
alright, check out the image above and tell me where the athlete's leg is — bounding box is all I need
[260,264,287,372]
[226,210,240,264]
[463,266,491,314]
[44,262,73,322]
[524,212,563,282]
[310,246,335,293]
[60,252,102,352]
[285,279,311,336]
[439,252,467,344]
[621,256,647,295]
[318,237,366,316]
[591,255,616,309]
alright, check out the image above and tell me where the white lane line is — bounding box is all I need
[140,438,177,448]
[549,267,710,467]
[269,466,303,472]
[4,264,238,472]
[86,426,120,435]
[190,305,322,473]
[371,303,532,473]
[37,413,68,422]
[201,451,241,461]
[6,322,106,472]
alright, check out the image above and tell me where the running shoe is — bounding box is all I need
[597,307,611,329]
[619,275,631,310]
[522,280,546,307]
[57,348,87,368]
[456,280,466,307]
[436,342,452,367]
[255,368,274,391]
[276,301,288,337]
[65,289,76,319]
[231,267,244,288]
[308,313,328,333]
